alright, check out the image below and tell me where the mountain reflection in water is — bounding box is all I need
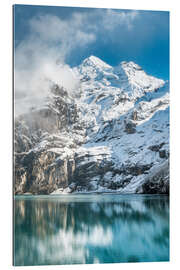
[14,194,169,266]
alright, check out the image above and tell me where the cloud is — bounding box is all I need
[102,9,139,30]
[14,8,140,116]
[15,61,79,116]
[15,12,97,115]
[29,13,96,49]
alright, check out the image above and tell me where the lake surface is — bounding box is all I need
[14,194,169,266]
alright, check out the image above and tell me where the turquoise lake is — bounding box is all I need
[14,194,169,266]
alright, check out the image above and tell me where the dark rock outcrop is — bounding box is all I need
[137,160,169,194]
[14,85,83,194]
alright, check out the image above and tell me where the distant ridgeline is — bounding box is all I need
[14,56,169,195]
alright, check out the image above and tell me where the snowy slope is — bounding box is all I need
[14,56,169,195]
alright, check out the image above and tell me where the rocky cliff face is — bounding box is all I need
[14,56,169,194]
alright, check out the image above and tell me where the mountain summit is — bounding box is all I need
[82,55,112,69]
[75,56,165,99]
[14,56,169,195]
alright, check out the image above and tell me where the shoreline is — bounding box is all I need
[14,192,169,197]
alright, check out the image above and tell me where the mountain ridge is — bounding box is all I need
[14,56,169,195]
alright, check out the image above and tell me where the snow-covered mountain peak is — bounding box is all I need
[73,55,113,82]
[14,55,169,195]
[82,55,112,70]
[114,61,165,99]
[74,56,165,102]
[120,61,143,72]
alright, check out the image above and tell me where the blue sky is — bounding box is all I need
[14,5,169,80]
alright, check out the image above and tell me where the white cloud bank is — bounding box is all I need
[14,9,139,116]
